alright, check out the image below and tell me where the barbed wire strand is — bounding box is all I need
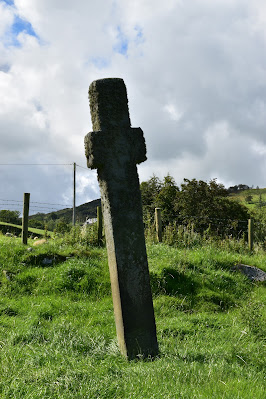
[76,164,88,170]
[0,199,72,207]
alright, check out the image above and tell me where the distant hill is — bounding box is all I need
[229,188,266,211]
[27,188,266,226]
[29,198,101,224]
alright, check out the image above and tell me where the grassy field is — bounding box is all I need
[229,188,266,212]
[0,221,52,237]
[0,234,265,398]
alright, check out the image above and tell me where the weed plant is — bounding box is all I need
[0,232,265,398]
[62,223,102,247]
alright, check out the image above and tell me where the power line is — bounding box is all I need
[32,201,71,207]
[0,199,23,203]
[76,164,88,170]
[0,205,60,211]
[0,198,72,207]
[30,205,63,211]
[0,163,73,166]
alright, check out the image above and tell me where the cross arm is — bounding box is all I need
[84,127,147,169]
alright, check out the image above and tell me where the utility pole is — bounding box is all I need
[73,162,76,226]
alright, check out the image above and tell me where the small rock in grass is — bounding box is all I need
[42,257,53,265]
[232,264,266,282]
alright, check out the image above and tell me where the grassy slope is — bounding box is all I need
[229,188,266,212]
[29,198,101,224]
[0,221,52,237]
[0,236,265,398]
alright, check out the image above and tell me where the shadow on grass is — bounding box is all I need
[22,253,68,267]
[150,264,251,312]
[150,268,197,297]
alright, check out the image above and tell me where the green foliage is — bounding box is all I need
[140,175,162,224]
[0,209,20,224]
[141,176,251,240]
[54,217,71,235]
[245,194,253,204]
[28,218,45,229]
[177,178,249,228]
[156,175,180,224]
[177,178,228,217]
[248,207,266,248]
[64,223,100,247]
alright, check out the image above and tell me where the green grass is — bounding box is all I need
[0,234,265,398]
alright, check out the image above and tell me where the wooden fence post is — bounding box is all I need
[155,208,162,243]
[72,162,76,226]
[97,205,103,244]
[248,218,254,251]
[22,193,30,245]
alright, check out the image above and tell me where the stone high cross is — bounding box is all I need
[84,78,158,359]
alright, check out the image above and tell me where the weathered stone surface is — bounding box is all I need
[88,78,131,131]
[84,78,158,359]
[232,264,266,282]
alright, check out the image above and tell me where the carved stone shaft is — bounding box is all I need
[84,78,158,359]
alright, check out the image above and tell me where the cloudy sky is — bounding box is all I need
[1,0,266,214]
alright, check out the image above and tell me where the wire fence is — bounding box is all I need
[0,198,73,214]
[146,209,266,250]
[0,162,94,216]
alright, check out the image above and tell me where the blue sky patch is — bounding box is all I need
[1,0,14,5]
[134,26,144,45]
[90,57,110,70]
[113,26,128,56]
[12,15,38,40]
[1,0,39,48]
[0,64,10,73]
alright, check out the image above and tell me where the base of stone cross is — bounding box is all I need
[118,331,159,360]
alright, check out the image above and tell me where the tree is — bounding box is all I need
[0,210,20,224]
[177,178,228,220]
[50,212,58,221]
[140,176,250,235]
[156,175,179,224]
[140,175,162,222]
[175,178,249,235]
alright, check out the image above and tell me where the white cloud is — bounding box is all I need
[0,0,266,214]
[163,104,183,122]
[0,1,14,37]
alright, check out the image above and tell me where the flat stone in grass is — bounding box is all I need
[232,264,266,282]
